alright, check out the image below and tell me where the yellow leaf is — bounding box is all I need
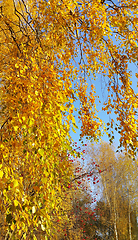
[13,180,19,188]
[15,63,19,68]
[0,170,3,178]
[14,199,18,206]
[72,116,76,124]
[14,126,18,131]
[32,206,36,214]
[41,224,45,231]
[11,223,15,231]
[33,235,37,240]
[29,118,34,126]
[44,170,49,177]
[38,148,44,156]
[72,127,76,133]
[67,115,72,121]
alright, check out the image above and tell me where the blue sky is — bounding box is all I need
[70,63,138,150]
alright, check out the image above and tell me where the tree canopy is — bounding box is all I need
[0,0,138,239]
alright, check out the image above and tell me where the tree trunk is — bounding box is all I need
[128,189,132,240]
[113,186,118,240]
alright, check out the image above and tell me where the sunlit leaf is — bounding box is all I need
[0,170,3,178]
[38,148,44,156]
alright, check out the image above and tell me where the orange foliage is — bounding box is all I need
[0,0,138,238]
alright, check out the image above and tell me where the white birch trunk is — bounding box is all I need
[113,187,118,240]
[128,189,132,240]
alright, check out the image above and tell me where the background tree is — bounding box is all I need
[87,142,138,240]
